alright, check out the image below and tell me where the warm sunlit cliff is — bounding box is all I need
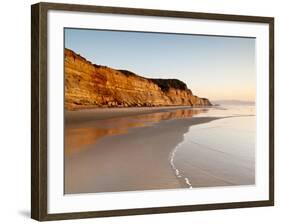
[64,48,212,110]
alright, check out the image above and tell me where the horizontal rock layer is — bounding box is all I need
[65,48,212,110]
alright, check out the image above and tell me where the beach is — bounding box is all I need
[65,106,210,124]
[64,106,255,194]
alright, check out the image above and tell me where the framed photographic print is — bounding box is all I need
[31,2,274,221]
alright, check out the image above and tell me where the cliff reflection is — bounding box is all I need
[65,108,208,155]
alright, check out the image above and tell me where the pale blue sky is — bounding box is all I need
[65,28,256,101]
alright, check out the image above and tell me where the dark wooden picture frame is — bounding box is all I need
[31,2,274,221]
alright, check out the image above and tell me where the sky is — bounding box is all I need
[65,28,256,102]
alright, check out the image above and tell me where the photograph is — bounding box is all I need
[30,2,274,221]
[64,28,256,194]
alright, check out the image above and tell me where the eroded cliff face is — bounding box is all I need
[65,48,212,110]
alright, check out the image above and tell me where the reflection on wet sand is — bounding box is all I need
[65,108,208,155]
[64,107,218,194]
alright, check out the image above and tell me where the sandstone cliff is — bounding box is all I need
[64,48,212,110]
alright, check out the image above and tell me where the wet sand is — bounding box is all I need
[65,106,210,125]
[64,106,255,194]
